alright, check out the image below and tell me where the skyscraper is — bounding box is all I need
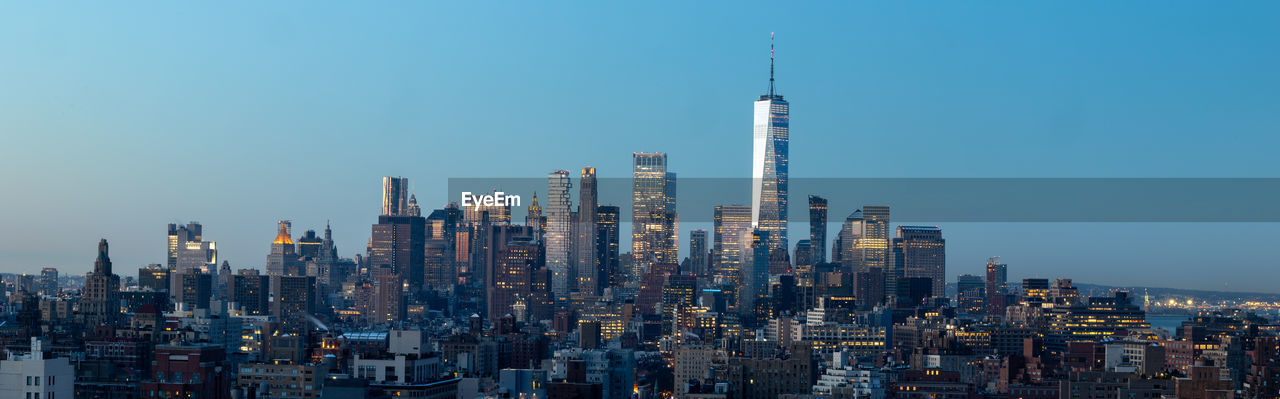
[369,214,426,289]
[80,239,120,329]
[808,195,828,263]
[712,205,753,286]
[688,229,708,276]
[271,275,317,333]
[595,205,620,290]
[546,170,573,299]
[751,34,790,257]
[632,152,677,283]
[167,222,201,268]
[893,226,945,298]
[168,222,216,274]
[838,206,890,273]
[985,257,1008,317]
[38,267,57,296]
[381,176,409,216]
[574,167,600,295]
[741,230,771,319]
[266,221,302,276]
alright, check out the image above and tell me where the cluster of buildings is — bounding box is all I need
[1,46,1277,399]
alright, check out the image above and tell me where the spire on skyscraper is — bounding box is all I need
[769,32,775,97]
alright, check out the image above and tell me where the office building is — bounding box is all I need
[266,221,302,276]
[893,226,945,298]
[986,257,1008,317]
[595,205,620,289]
[808,195,828,263]
[712,205,752,285]
[38,267,57,296]
[632,152,678,282]
[838,206,891,274]
[230,269,270,315]
[382,176,409,216]
[272,275,317,333]
[751,37,790,257]
[574,167,600,295]
[688,229,708,276]
[369,215,426,288]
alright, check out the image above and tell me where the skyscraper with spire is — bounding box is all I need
[751,33,790,260]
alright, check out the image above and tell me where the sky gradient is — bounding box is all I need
[1,2,1278,292]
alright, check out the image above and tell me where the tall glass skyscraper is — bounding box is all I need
[632,152,677,284]
[751,36,789,257]
[713,204,753,286]
[546,170,573,299]
[381,176,409,216]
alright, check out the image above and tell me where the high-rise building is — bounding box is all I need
[574,167,600,295]
[546,170,573,299]
[80,239,120,329]
[751,36,790,258]
[490,233,551,323]
[369,215,426,289]
[484,225,551,322]
[808,196,828,263]
[266,221,302,276]
[168,222,217,274]
[688,229,708,276]
[173,271,212,311]
[297,229,324,260]
[38,267,57,296]
[230,269,270,315]
[986,257,1008,317]
[167,222,201,268]
[741,230,771,318]
[596,205,620,290]
[632,152,677,282]
[138,264,170,292]
[956,274,985,315]
[839,206,890,274]
[272,275,317,333]
[892,226,945,298]
[526,193,545,239]
[712,205,753,286]
[382,176,410,216]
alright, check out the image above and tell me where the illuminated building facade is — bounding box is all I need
[381,176,409,216]
[751,36,790,257]
[266,220,301,276]
[631,152,677,283]
[712,205,752,286]
[546,170,573,299]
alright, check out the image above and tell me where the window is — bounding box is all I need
[34,377,39,386]
[49,376,54,385]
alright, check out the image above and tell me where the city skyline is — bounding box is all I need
[3,2,1280,293]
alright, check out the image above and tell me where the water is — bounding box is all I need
[1146,314,1191,334]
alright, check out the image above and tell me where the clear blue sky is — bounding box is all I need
[1,2,1277,292]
